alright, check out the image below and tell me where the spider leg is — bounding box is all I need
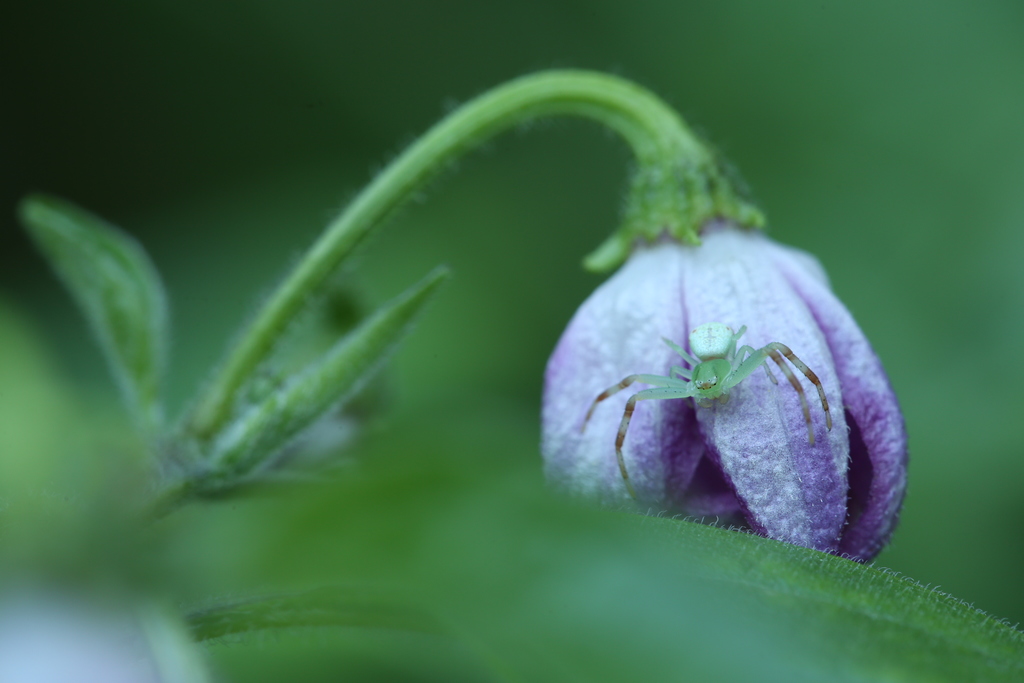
[615,386,698,499]
[724,343,832,443]
[581,374,689,432]
[670,365,692,380]
[734,345,778,385]
[661,337,700,368]
[722,348,772,389]
[764,343,832,433]
[725,325,748,359]
[766,349,815,444]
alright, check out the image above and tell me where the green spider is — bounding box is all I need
[581,322,833,499]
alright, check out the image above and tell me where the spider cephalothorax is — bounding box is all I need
[581,322,832,499]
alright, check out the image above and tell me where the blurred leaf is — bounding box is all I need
[197,267,450,493]
[630,516,1024,683]
[186,586,440,642]
[0,296,78,487]
[181,411,1024,683]
[18,194,168,434]
[0,296,155,584]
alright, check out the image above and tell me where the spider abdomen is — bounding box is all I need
[689,322,735,360]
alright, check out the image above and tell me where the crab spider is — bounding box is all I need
[581,322,832,500]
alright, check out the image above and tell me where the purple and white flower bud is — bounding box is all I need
[541,222,907,561]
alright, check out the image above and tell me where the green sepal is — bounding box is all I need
[584,154,766,273]
[195,266,449,494]
[17,194,168,434]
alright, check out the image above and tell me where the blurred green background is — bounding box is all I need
[4,0,1024,678]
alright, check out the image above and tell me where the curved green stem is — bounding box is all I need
[188,70,761,439]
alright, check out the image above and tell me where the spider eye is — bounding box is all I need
[696,377,717,390]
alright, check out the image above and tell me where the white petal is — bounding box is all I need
[542,242,703,507]
[681,226,850,551]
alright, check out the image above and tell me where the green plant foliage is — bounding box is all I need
[179,415,1024,682]
[186,586,441,642]
[200,267,449,491]
[0,296,79,487]
[18,195,168,435]
[8,19,1024,676]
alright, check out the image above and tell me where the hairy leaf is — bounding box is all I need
[203,414,1024,683]
[18,194,168,433]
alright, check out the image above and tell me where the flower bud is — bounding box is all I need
[541,222,907,561]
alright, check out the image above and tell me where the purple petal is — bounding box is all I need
[773,245,908,561]
[680,225,850,552]
[677,454,744,519]
[541,243,705,507]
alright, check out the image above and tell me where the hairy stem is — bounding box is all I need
[188,70,757,439]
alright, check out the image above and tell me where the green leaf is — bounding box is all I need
[197,266,449,493]
[18,194,168,434]
[631,517,1024,682]
[195,413,1024,682]
[185,587,441,642]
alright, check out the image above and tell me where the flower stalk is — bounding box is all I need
[187,70,763,441]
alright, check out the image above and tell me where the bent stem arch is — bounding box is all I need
[187,70,762,440]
